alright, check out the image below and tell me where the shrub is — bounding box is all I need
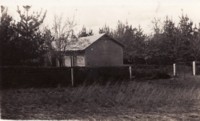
[1,66,129,89]
[131,65,171,80]
[1,67,71,89]
[1,65,172,89]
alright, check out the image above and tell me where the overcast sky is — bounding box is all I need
[1,0,200,35]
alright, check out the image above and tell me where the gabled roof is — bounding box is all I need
[66,33,106,51]
[53,33,124,51]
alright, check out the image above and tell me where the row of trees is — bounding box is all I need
[99,23,146,64]
[98,16,200,64]
[147,16,200,64]
[1,6,200,66]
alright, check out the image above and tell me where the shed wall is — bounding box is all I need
[85,36,123,66]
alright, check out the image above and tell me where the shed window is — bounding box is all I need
[75,56,85,66]
[63,56,71,67]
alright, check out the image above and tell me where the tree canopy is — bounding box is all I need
[1,6,200,66]
[0,6,47,66]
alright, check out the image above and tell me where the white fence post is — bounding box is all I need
[193,61,196,76]
[173,63,176,76]
[129,66,132,79]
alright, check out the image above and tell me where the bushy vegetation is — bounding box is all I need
[1,67,71,89]
[1,76,200,120]
[1,5,200,120]
[99,17,200,64]
[1,66,128,89]
[0,6,47,66]
[1,6,200,66]
[1,66,173,89]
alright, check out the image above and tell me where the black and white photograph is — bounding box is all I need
[1,0,200,120]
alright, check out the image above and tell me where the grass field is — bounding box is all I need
[1,75,200,120]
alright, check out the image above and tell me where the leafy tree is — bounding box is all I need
[147,15,196,64]
[78,26,93,37]
[99,24,112,35]
[145,18,174,65]
[98,21,147,64]
[109,21,146,64]
[122,23,145,63]
[13,5,47,65]
[176,14,194,62]
[190,25,200,61]
[162,17,179,62]
[145,34,164,64]
[0,6,17,65]
[112,21,126,42]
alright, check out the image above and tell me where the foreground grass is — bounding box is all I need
[1,76,200,120]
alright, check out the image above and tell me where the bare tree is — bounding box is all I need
[52,15,76,67]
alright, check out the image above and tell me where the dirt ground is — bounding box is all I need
[2,104,200,121]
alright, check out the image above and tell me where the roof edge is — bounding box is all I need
[83,33,124,50]
[104,34,124,48]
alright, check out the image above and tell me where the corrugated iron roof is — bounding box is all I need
[65,33,105,51]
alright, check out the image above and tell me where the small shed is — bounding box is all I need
[57,33,124,67]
